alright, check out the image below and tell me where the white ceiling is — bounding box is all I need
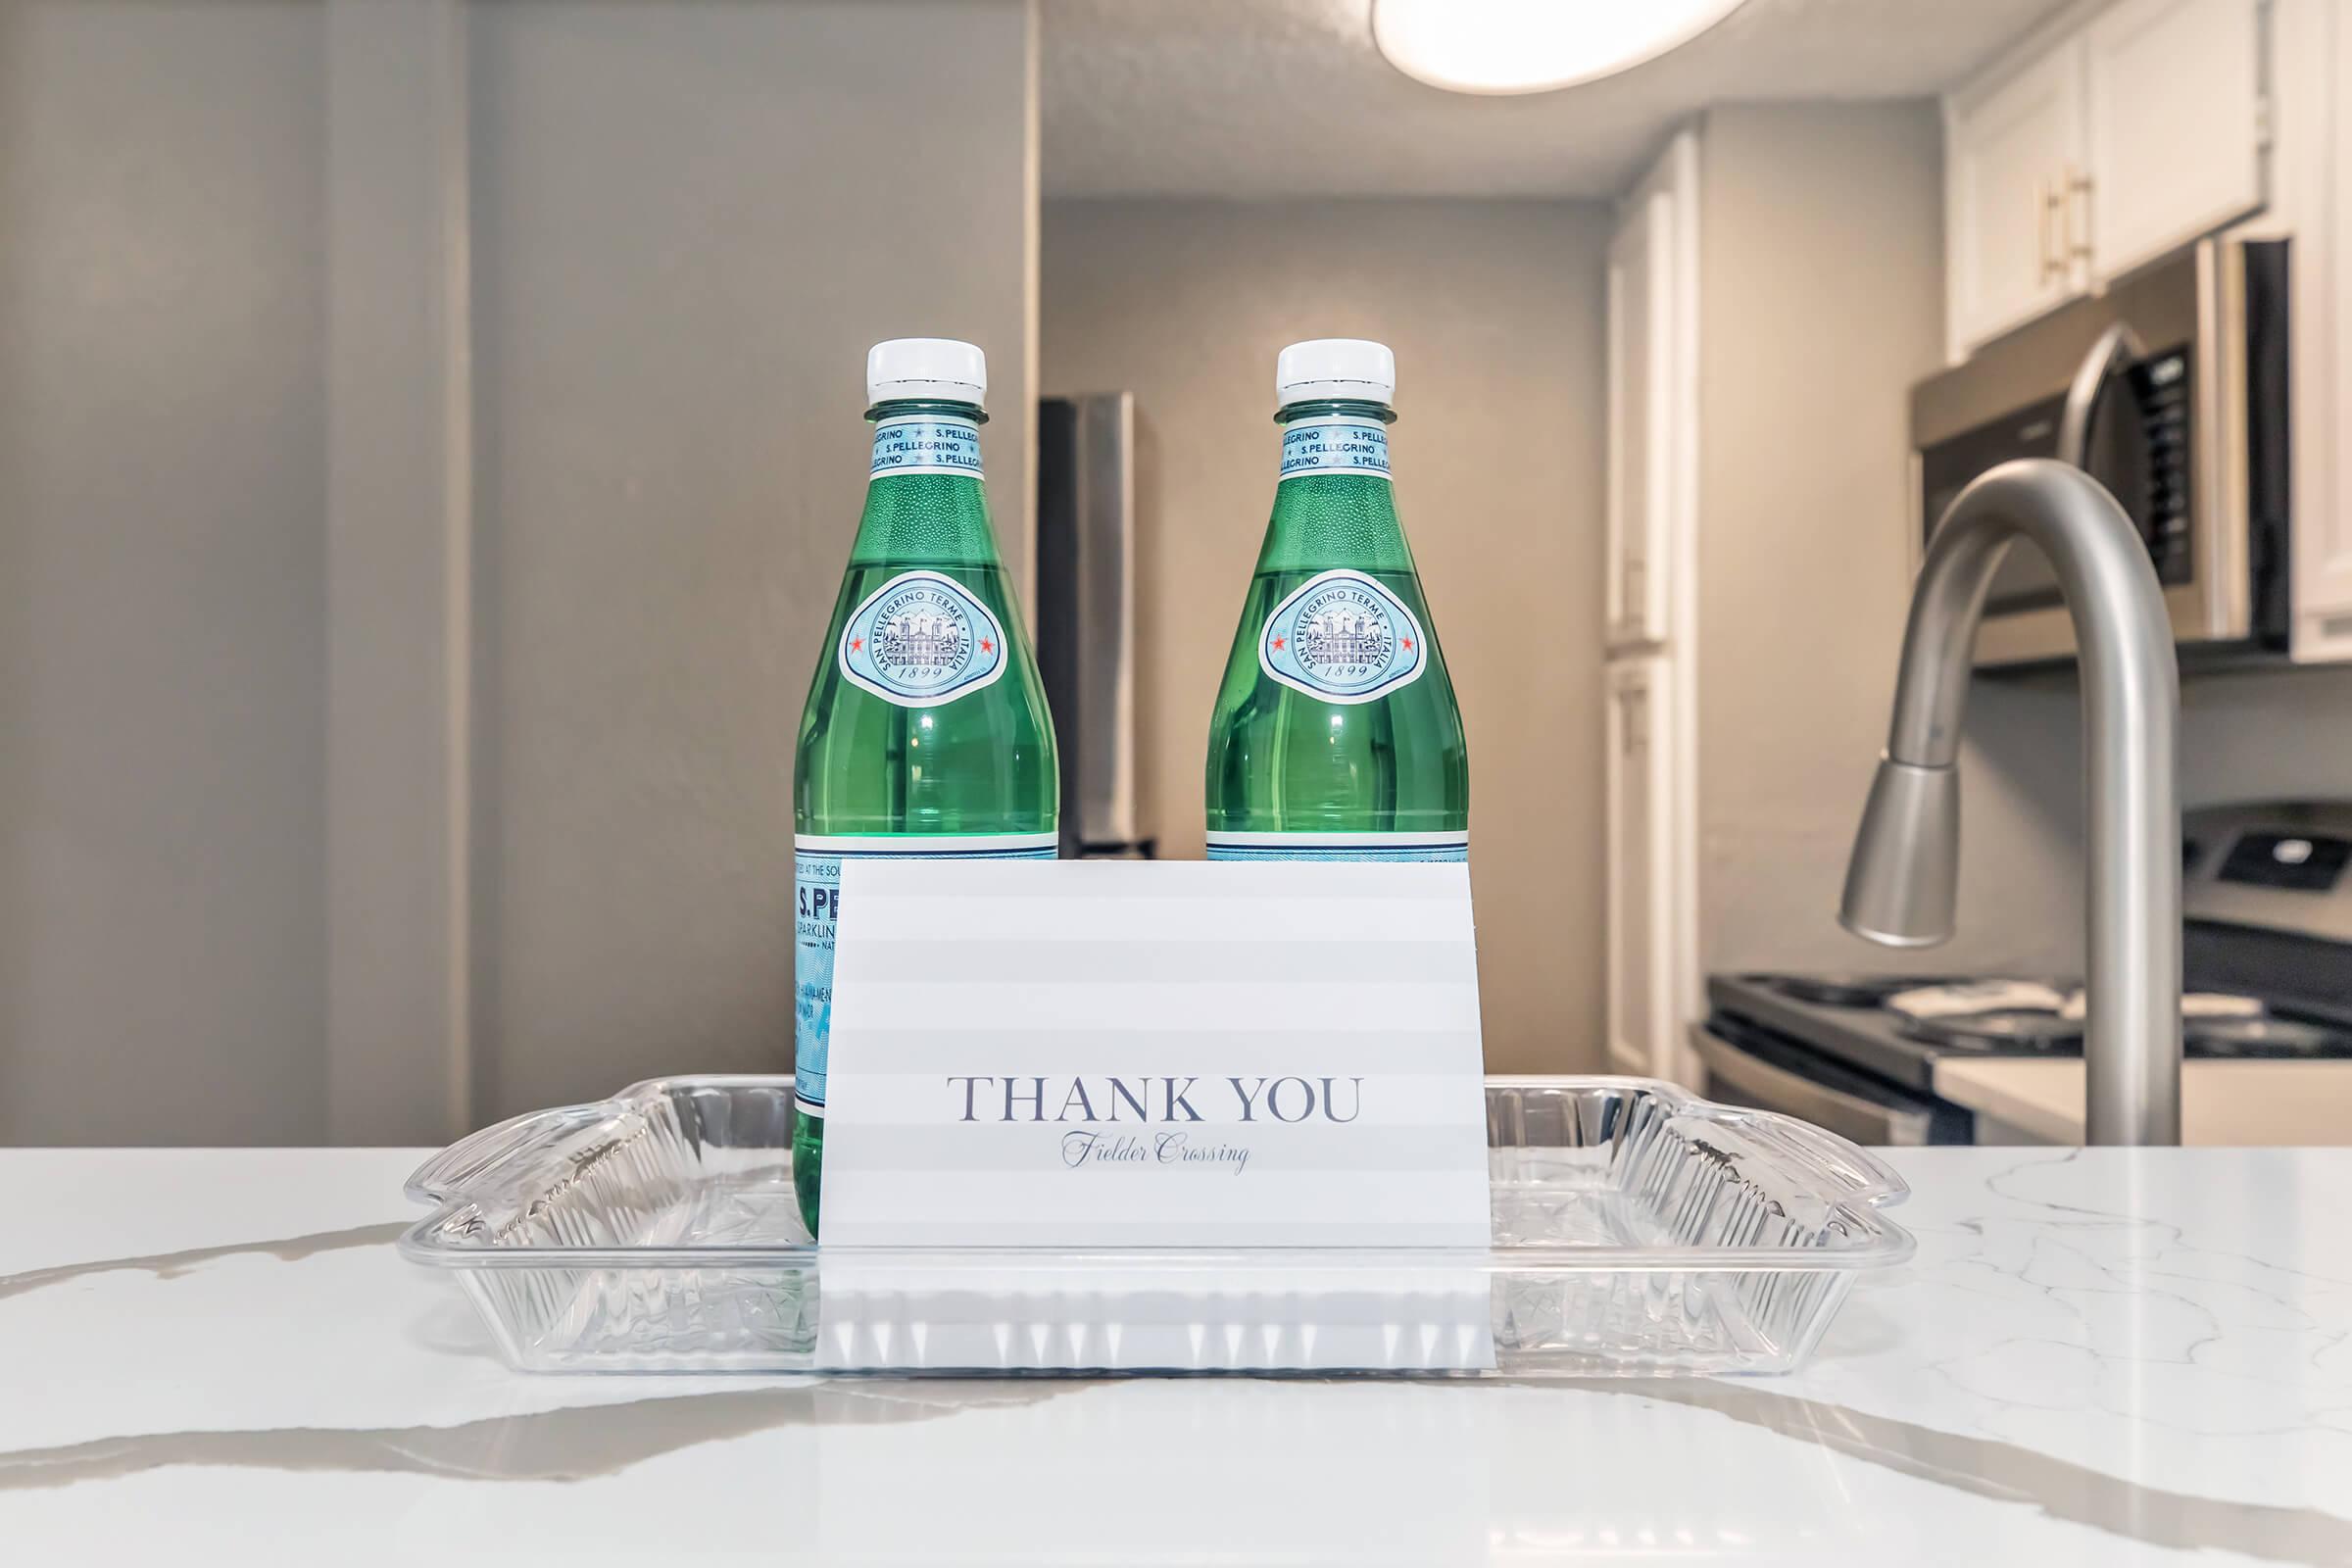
[1041,0,2079,200]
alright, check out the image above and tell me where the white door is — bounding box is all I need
[2084,0,2265,283]
[1604,134,1691,652]
[1948,42,2086,353]
[1604,657,1676,1079]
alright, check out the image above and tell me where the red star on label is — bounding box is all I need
[981,638,994,654]
[851,637,864,651]
[1272,636,1287,650]
[1401,638,1413,650]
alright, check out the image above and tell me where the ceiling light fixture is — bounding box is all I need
[1372,0,1749,96]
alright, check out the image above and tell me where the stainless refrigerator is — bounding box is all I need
[1035,393,1152,858]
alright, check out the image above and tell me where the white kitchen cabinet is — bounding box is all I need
[1945,0,2270,356]
[1603,132,1694,653]
[1947,42,2086,354]
[2282,0,2352,657]
[2084,0,2267,284]
[1603,657,1677,1080]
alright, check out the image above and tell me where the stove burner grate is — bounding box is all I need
[2186,1015,2352,1058]
[1900,1008,2085,1052]
[1763,974,1958,1008]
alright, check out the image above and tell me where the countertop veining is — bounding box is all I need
[2,1146,2348,1564]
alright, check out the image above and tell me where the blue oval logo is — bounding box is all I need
[1256,569,1428,704]
[838,570,1009,708]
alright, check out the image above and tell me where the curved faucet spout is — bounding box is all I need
[1839,458,2181,1146]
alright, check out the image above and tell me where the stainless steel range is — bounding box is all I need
[1695,804,2352,1145]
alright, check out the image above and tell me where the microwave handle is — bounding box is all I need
[2056,320,2147,469]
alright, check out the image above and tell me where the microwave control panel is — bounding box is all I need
[2132,346,2194,587]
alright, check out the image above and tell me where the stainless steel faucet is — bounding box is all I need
[1839,458,2182,1146]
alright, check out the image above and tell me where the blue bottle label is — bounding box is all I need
[1256,568,1429,704]
[794,832,1057,1116]
[837,569,1009,708]
[869,414,983,478]
[1204,831,1467,863]
[1280,416,1390,481]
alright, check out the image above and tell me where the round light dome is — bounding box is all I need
[1372,0,1749,95]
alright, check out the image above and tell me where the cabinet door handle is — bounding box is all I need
[2066,168,2093,265]
[2037,179,2066,284]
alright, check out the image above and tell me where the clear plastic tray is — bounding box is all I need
[400,1074,1913,1376]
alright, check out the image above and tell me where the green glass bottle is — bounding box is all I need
[1205,339,1468,861]
[794,338,1057,1237]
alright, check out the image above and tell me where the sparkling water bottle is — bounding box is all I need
[794,338,1058,1236]
[1205,339,1468,861]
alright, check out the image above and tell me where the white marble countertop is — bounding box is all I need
[3,1147,2349,1565]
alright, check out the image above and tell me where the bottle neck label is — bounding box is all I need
[871,414,983,479]
[838,569,1008,708]
[1279,416,1390,482]
[1256,568,1428,704]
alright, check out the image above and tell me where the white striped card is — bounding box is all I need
[818,858,1491,1250]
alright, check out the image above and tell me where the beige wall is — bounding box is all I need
[1692,102,2088,978]
[470,0,1036,1120]
[0,0,329,1143]
[1043,199,1612,1072]
[2178,669,2352,807]
[0,0,1038,1142]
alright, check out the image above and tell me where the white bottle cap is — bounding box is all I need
[866,338,988,407]
[1276,338,1396,406]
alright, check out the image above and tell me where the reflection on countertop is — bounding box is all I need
[0,1146,2347,1564]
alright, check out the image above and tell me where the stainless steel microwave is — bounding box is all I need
[1910,238,2290,667]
